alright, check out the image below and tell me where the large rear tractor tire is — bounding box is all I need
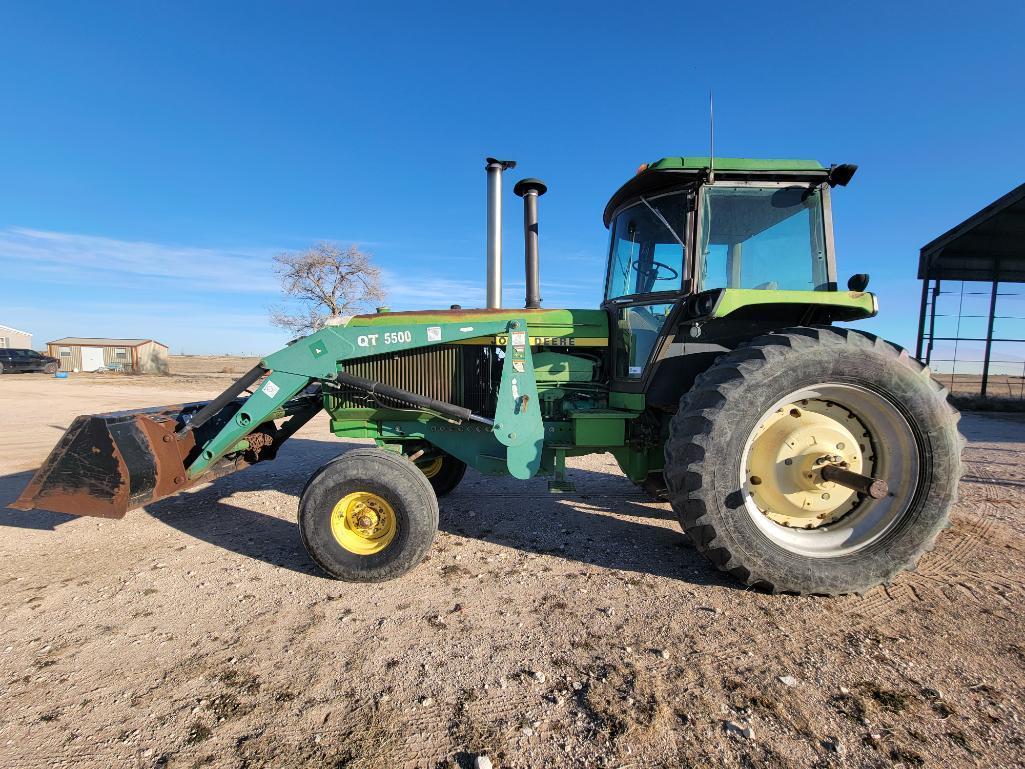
[663,327,964,595]
[299,448,439,582]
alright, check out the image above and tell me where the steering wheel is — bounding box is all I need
[632,260,680,282]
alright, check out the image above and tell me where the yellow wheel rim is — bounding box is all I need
[417,457,444,479]
[745,399,873,529]
[330,491,398,555]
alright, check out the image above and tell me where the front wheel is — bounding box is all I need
[299,448,439,582]
[664,327,964,595]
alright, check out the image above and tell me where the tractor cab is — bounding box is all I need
[601,157,860,389]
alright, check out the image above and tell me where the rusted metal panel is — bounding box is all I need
[10,402,250,518]
[11,391,320,518]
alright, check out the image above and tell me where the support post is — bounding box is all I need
[980,280,1000,398]
[926,279,941,366]
[915,277,929,360]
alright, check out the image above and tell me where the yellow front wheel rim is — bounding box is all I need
[330,491,398,555]
[417,457,444,479]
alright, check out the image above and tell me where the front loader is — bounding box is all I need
[12,156,964,595]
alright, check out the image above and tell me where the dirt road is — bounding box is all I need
[1,374,1023,768]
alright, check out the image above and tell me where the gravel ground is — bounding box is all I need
[1,374,1023,768]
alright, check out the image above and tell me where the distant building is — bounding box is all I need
[0,324,32,349]
[47,337,169,374]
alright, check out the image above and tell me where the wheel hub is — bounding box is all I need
[745,400,874,528]
[330,492,397,555]
[417,457,444,479]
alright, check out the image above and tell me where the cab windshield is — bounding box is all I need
[699,184,828,291]
[605,191,687,299]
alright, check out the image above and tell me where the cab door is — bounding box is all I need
[603,188,695,392]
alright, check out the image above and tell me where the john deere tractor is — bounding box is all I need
[13,156,963,595]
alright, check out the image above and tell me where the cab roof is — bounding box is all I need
[603,156,832,226]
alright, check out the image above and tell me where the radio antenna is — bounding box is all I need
[708,91,715,183]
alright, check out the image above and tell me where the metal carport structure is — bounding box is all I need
[917,182,1025,399]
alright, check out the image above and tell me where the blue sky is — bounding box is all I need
[1,1,1022,356]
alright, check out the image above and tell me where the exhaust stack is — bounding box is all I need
[514,178,547,309]
[485,157,516,308]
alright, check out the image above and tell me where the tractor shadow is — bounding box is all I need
[141,437,348,578]
[439,462,739,589]
[0,436,734,588]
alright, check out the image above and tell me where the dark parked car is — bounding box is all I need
[0,348,60,374]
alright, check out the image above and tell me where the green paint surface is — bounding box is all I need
[712,288,877,320]
[570,410,629,446]
[186,318,522,478]
[347,308,608,344]
[647,157,826,172]
[609,391,646,411]
[492,323,545,479]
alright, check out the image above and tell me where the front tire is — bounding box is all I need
[664,327,963,595]
[299,448,439,582]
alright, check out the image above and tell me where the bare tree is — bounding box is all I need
[269,243,385,336]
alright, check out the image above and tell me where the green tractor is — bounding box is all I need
[13,156,963,595]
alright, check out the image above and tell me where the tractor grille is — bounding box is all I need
[330,344,498,417]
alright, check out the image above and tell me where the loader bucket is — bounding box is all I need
[9,402,250,519]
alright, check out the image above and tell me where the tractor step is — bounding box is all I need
[547,479,576,493]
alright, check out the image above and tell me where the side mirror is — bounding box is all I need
[848,274,870,292]
[828,163,858,187]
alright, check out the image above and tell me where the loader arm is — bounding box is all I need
[188,317,541,478]
[12,318,543,518]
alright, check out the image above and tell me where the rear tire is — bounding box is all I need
[663,327,964,595]
[299,448,439,582]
